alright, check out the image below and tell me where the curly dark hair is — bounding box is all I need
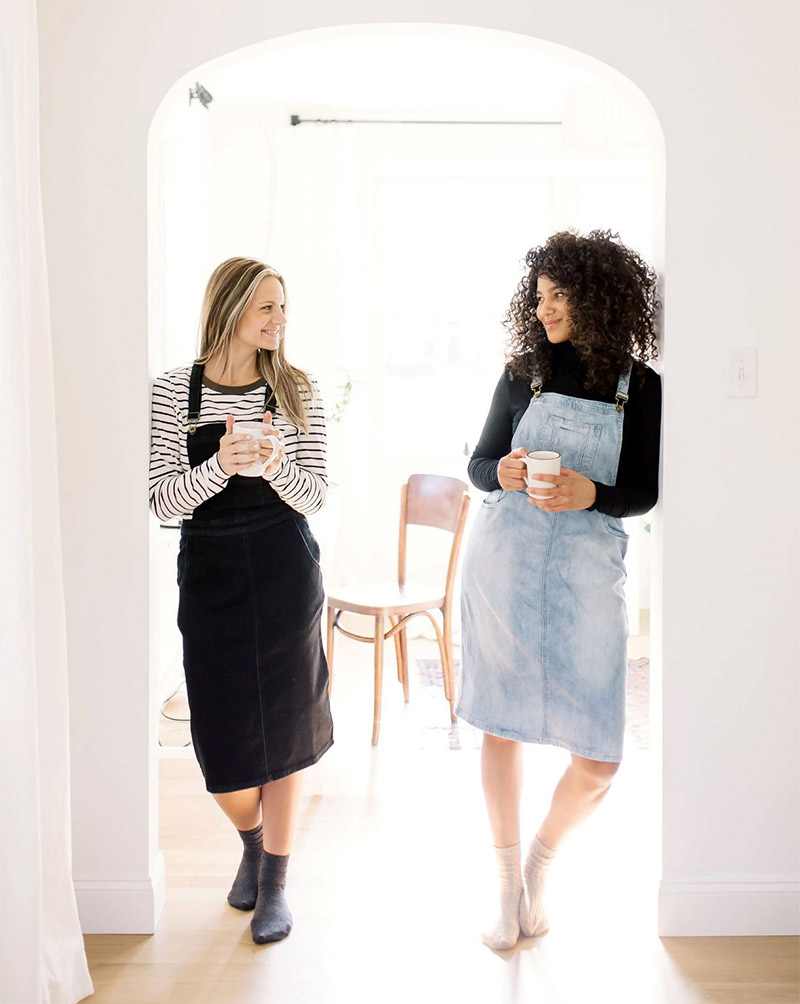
[505,229,660,393]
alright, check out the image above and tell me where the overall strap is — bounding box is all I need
[532,363,633,410]
[615,362,633,412]
[188,363,276,432]
[263,382,277,414]
[187,363,204,434]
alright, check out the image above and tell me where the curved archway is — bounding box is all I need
[147,18,666,947]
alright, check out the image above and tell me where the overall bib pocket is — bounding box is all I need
[539,413,602,474]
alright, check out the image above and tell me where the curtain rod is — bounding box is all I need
[290,114,561,127]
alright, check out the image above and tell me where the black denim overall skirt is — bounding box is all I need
[177,364,333,793]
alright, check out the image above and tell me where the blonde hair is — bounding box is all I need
[196,257,312,432]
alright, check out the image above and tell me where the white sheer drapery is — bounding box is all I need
[0,2,93,1002]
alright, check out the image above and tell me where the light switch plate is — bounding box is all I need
[727,348,758,398]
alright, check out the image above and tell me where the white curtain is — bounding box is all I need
[0,2,93,1002]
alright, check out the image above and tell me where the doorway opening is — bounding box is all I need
[148,21,665,947]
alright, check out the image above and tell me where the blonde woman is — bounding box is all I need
[149,257,333,944]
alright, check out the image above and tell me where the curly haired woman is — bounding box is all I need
[455,230,662,950]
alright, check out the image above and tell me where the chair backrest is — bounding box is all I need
[398,475,470,601]
[404,473,468,532]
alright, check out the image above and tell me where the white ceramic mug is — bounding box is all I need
[232,421,281,478]
[524,450,561,499]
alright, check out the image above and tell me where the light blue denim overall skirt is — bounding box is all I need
[456,367,632,762]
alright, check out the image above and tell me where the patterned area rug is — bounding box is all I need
[417,657,650,752]
[625,657,650,751]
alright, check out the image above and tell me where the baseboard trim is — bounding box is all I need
[659,877,800,935]
[75,851,166,934]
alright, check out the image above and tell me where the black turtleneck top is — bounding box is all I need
[468,342,662,518]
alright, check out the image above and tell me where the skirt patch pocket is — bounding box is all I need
[482,489,508,507]
[602,515,629,540]
[295,518,322,565]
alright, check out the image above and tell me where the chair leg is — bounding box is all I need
[442,611,456,722]
[398,625,409,703]
[326,604,335,697]
[390,616,409,702]
[390,616,403,683]
[372,615,385,746]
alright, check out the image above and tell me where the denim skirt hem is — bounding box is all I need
[453,706,623,763]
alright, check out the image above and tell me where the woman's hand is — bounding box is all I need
[497,446,528,491]
[527,467,597,512]
[258,411,285,479]
[218,415,262,476]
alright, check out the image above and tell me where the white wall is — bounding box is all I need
[36,0,799,935]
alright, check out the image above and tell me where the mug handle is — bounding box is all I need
[261,434,281,467]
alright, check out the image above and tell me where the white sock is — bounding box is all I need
[519,834,556,938]
[482,844,522,951]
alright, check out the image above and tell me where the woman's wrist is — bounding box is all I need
[211,451,233,479]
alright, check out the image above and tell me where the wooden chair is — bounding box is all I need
[326,474,471,745]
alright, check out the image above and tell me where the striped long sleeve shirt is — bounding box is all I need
[149,366,327,523]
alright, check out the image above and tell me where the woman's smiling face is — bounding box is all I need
[234,275,286,354]
[535,276,572,343]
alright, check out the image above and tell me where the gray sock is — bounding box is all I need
[227,823,263,911]
[251,851,293,944]
[519,834,556,937]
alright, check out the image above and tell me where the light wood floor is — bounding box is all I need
[83,632,799,1004]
